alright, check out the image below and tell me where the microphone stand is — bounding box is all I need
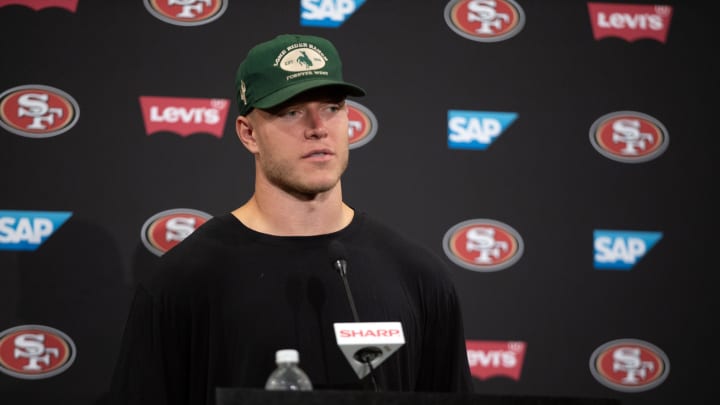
[333,258,381,392]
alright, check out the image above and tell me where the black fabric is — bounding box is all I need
[110,212,473,405]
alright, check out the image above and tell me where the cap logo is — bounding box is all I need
[274,43,328,75]
[240,80,247,105]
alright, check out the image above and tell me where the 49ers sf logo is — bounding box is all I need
[347,100,378,149]
[589,111,669,163]
[443,218,524,272]
[444,0,525,42]
[589,338,670,392]
[0,85,80,138]
[141,208,211,256]
[144,0,228,26]
[0,324,76,380]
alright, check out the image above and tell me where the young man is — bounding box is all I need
[110,34,473,404]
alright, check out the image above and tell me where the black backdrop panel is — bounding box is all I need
[0,1,715,404]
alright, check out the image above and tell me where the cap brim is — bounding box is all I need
[253,80,366,110]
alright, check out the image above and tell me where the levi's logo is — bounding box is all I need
[139,96,229,138]
[588,3,673,43]
[0,0,78,12]
[466,340,526,381]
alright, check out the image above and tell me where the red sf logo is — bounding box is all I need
[144,0,228,26]
[444,0,525,42]
[590,338,670,392]
[0,85,79,138]
[0,325,76,379]
[443,219,523,272]
[589,111,669,163]
[347,100,377,149]
[141,208,212,256]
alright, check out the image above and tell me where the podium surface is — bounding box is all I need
[215,388,621,405]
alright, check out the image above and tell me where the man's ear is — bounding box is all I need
[236,115,258,153]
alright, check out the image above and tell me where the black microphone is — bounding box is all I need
[328,240,382,391]
[328,240,360,323]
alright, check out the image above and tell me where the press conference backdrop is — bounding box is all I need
[0,1,714,404]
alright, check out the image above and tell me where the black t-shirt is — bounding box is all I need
[110,212,473,404]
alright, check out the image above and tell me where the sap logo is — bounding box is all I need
[0,210,72,251]
[448,110,517,150]
[300,0,365,28]
[593,230,662,270]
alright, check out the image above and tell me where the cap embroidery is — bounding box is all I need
[240,80,247,105]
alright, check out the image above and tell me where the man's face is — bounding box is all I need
[240,87,350,198]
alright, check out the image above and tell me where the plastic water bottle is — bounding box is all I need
[264,349,313,391]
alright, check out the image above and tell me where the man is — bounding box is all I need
[110,34,473,405]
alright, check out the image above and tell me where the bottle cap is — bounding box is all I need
[275,349,299,364]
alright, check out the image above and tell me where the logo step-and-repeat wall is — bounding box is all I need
[0,1,713,404]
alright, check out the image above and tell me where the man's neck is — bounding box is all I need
[232,182,354,236]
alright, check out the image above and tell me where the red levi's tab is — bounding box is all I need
[588,3,673,44]
[0,0,78,12]
[139,96,230,138]
[466,340,527,381]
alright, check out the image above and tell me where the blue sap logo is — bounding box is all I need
[0,210,72,251]
[447,110,518,150]
[300,0,365,27]
[593,229,663,270]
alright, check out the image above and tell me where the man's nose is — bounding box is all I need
[304,108,328,139]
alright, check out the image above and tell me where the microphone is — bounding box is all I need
[328,240,360,323]
[328,240,405,391]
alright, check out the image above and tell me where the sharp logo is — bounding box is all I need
[590,338,670,392]
[300,0,365,28]
[347,100,377,149]
[139,96,230,138]
[0,0,78,12]
[144,0,227,26]
[0,325,77,380]
[141,208,211,256]
[593,229,662,270]
[0,210,72,251]
[444,0,525,42]
[0,85,80,139]
[466,340,526,381]
[589,111,669,163]
[443,219,524,272]
[588,3,673,44]
[448,110,517,150]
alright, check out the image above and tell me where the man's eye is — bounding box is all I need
[281,110,300,117]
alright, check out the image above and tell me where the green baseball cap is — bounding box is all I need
[235,34,366,116]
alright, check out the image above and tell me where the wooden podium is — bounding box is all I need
[215,388,622,405]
